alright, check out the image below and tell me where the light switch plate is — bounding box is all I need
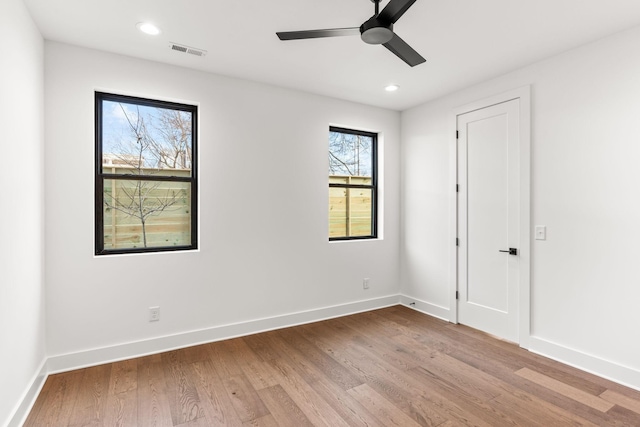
[535,226,546,240]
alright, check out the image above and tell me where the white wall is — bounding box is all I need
[0,0,46,426]
[401,25,640,388]
[44,42,400,365]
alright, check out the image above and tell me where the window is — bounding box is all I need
[95,92,197,255]
[329,126,377,240]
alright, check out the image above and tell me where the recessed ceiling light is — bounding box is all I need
[385,84,399,92]
[136,22,161,36]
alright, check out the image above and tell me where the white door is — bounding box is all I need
[457,99,520,343]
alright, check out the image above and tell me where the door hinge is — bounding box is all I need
[456,130,459,139]
[456,184,459,192]
[456,291,459,300]
[456,238,459,246]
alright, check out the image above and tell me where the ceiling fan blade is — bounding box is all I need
[277,27,360,41]
[379,0,418,23]
[383,32,426,67]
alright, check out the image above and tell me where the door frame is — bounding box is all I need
[449,86,531,348]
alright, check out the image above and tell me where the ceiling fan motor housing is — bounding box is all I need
[360,17,393,44]
[276,0,426,67]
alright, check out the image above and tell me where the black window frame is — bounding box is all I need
[95,92,198,255]
[329,126,378,241]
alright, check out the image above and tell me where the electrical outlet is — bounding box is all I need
[363,278,370,289]
[149,306,160,322]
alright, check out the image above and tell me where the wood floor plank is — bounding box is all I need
[22,306,640,427]
[67,364,111,427]
[516,367,615,412]
[23,370,83,427]
[383,309,617,422]
[391,306,617,402]
[290,325,387,427]
[347,319,505,405]
[348,383,423,427]
[222,373,270,423]
[257,384,313,427]
[322,313,601,426]
[206,339,246,379]
[338,315,422,371]
[430,332,629,424]
[324,329,460,426]
[109,358,138,395]
[303,317,490,426]
[20,388,48,426]
[136,357,173,427]
[273,327,364,390]
[256,344,352,427]
[601,389,640,414]
[352,310,415,338]
[299,319,384,379]
[488,389,600,426]
[418,352,505,402]
[227,337,281,390]
[437,317,611,398]
[407,365,514,426]
[241,413,281,427]
[102,388,137,427]
[161,350,206,425]
[244,330,356,426]
[173,416,215,426]
[603,404,640,426]
[101,358,139,426]
[189,359,244,427]
[170,343,212,365]
[306,372,387,427]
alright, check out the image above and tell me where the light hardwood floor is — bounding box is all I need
[24,306,640,426]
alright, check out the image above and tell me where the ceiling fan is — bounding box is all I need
[276,0,426,67]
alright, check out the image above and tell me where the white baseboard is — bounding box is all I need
[529,336,640,392]
[399,294,451,321]
[47,295,400,374]
[6,359,47,427]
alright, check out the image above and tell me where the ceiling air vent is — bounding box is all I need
[169,43,207,57]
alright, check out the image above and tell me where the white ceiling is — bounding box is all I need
[23,0,640,111]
